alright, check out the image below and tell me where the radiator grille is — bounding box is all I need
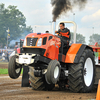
[27,38,38,46]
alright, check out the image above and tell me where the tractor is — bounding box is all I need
[8,21,99,93]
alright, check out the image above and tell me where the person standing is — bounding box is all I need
[7,51,9,62]
[2,52,5,61]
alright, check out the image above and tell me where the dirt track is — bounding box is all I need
[0,63,97,100]
[0,62,8,69]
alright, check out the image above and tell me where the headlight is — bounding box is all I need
[37,38,42,46]
[23,38,26,46]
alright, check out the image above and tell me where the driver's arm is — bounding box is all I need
[55,31,58,33]
[55,29,62,36]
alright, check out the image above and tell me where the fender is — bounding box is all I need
[65,44,93,63]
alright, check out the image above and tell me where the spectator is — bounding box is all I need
[2,52,5,61]
[7,51,9,62]
[0,50,1,56]
[4,45,7,49]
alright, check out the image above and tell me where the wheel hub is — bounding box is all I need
[84,68,87,76]
[54,66,59,79]
[15,68,20,74]
[84,58,93,87]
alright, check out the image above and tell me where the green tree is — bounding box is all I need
[70,32,86,44]
[89,33,100,45]
[0,3,33,47]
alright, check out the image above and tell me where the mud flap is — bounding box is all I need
[21,66,30,87]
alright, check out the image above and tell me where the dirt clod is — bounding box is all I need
[46,96,49,99]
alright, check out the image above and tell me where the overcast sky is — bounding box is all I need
[1,0,100,44]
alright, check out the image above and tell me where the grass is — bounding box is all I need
[0,68,8,75]
[0,68,23,75]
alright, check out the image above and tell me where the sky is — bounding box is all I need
[1,0,100,44]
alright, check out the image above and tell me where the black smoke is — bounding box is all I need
[51,0,87,21]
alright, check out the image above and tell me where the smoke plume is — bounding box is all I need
[51,0,87,21]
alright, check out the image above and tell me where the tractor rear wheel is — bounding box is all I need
[68,49,95,93]
[28,66,55,90]
[8,55,22,79]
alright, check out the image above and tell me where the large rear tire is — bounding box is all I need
[8,55,22,79]
[68,49,95,93]
[29,66,55,90]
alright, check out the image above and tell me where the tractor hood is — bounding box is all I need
[26,33,47,37]
[23,33,60,49]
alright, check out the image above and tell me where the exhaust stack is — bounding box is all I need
[52,21,56,35]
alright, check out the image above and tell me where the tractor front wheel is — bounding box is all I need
[45,60,61,84]
[8,55,22,79]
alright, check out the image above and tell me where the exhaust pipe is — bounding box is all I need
[52,21,56,35]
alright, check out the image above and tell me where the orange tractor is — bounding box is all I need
[8,21,99,92]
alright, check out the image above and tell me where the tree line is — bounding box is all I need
[0,3,33,48]
[70,32,100,45]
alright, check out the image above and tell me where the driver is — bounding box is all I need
[55,23,70,45]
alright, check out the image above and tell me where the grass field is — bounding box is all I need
[0,68,8,75]
[0,68,23,75]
